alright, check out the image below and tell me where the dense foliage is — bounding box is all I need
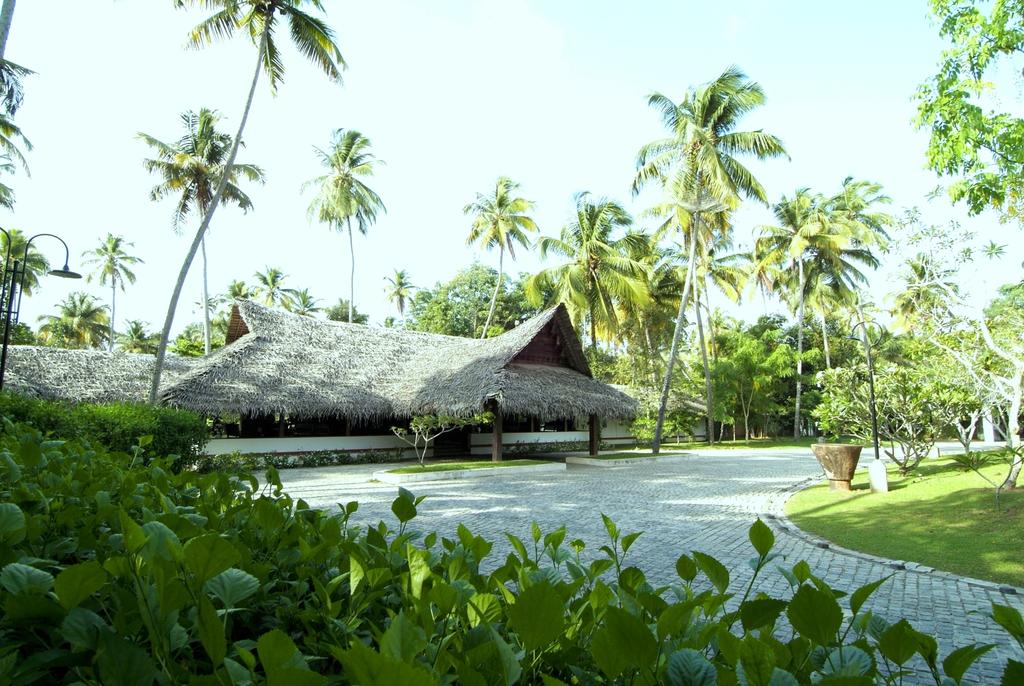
[1,420,1022,684]
[0,393,208,460]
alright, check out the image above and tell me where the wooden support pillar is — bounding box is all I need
[588,414,599,456]
[491,410,503,462]
[278,414,286,438]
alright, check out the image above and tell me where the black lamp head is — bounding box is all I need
[49,264,82,279]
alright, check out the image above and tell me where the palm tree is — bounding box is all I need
[140,108,264,356]
[37,292,109,349]
[754,188,887,436]
[0,227,47,295]
[283,288,320,316]
[385,269,414,321]
[526,193,648,349]
[226,279,252,301]
[252,267,295,308]
[150,0,345,404]
[304,129,385,323]
[119,320,159,354]
[891,253,959,332]
[634,66,787,452]
[82,234,143,351]
[464,177,537,338]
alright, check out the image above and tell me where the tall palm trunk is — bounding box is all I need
[819,308,831,369]
[652,214,699,454]
[0,0,15,59]
[347,217,355,323]
[793,259,806,438]
[109,280,115,352]
[201,236,211,355]
[481,246,503,339]
[643,320,659,387]
[149,19,269,404]
[694,279,714,445]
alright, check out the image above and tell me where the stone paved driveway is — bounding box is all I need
[278,450,1023,684]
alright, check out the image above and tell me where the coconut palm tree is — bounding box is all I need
[283,288,320,316]
[526,193,648,349]
[464,177,537,338]
[634,66,787,452]
[891,253,959,332]
[119,320,159,354]
[225,279,252,301]
[304,129,385,323]
[37,292,109,349]
[140,108,264,356]
[82,234,143,351]
[0,227,47,295]
[252,267,295,308]
[150,0,345,403]
[385,269,414,321]
[754,188,886,436]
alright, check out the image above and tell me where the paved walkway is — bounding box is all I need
[277,448,1022,684]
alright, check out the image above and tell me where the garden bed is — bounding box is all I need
[374,459,564,484]
[785,454,1024,586]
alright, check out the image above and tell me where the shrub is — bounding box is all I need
[0,392,208,460]
[0,418,1020,684]
[814,365,944,474]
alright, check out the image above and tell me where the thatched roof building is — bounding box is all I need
[4,346,195,404]
[160,300,636,423]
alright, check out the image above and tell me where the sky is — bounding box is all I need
[4,0,1023,336]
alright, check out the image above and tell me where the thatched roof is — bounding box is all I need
[4,346,196,404]
[160,301,637,421]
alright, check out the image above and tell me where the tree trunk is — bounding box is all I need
[0,0,15,59]
[590,309,598,351]
[694,281,714,445]
[643,321,659,387]
[652,216,699,454]
[819,308,831,369]
[1000,366,1023,489]
[481,246,502,339]
[347,216,355,323]
[201,236,211,355]
[793,259,806,438]
[109,280,115,352]
[148,19,269,405]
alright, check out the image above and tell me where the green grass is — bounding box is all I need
[586,451,687,460]
[389,459,548,474]
[786,454,1024,587]
[662,437,858,451]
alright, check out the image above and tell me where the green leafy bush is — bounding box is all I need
[0,418,1020,684]
[0,392,208,460]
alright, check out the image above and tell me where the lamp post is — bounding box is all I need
[0,229,82,391]
[850,306,888,493]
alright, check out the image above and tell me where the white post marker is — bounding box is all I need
[868,459,888,494]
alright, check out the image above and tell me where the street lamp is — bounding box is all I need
[0,229,82,391]
[849,306,888,493]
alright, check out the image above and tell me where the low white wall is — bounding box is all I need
[469,431,589,456]
[205,435,412,456]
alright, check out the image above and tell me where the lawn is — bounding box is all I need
[389,459,548,474]
[658,437,856,451]
[786,454,1024,587]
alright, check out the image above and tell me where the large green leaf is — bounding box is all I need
[55,561,106,610]
[877,620,918,666]
[61,607,108,650]
[139,521,183,563]
[739,635,776,686]
[97,632,158,686]
[740,598,788,633]
[692,551,729,593]
[184,534,240,585]
[334,640,436,686]
[205,568,260,609]
[821,646,872,676]
[507,582,565,652]
[849,576,890,616]
[380,611,427,663]
[591,606,657,678]
[0,502,25,544]
[786,584,842,646]
[942,643,994,684]
[391,491,418,523]
[0,563,54,595]
[992,604,1024,641]
[748,519,774,557]
[257,629,307,673]
[197,596,227,667]
[665,649,715,686]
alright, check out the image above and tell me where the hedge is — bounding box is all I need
[0,392,208,460]
[0,416,1020,684]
